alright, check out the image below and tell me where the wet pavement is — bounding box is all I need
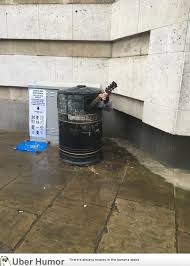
[0,131,190,253]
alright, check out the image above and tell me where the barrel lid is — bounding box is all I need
[58,85,101,95]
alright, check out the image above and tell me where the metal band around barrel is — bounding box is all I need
[59,147,102,156]
[59,119,102,125]
[62,146,102,153]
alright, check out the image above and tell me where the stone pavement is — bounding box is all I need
[0,131,189,253]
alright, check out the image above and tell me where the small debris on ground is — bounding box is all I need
[83,204,88,208]
[36,150,42,154]
[17,209,24,214]
[88,166,99,175]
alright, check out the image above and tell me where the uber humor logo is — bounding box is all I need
[0,256,11,266]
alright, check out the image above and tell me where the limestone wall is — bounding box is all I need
[0,2,113,130]
[110,0,190,136]
[0,4,111,40]
[0,0,190,136]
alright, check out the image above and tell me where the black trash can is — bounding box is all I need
[57,85,103,165]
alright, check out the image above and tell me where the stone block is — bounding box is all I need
[72,0,114,3]
[149,21,188,54]
[138,0,190,33]
[0,55,73,87]
[54,56,73,82]
[0,6,7,38]
[0,86,28,105]
[6,5,39,39]
[145,53,184,108]
[175,110,190,136]
[0,99,28,130]
[118,0,139,38]
[109,56,147,101]
[0,87,10,100]
[2,0,73,3]
[173,53,190,135]
[112,32,150,57]
[10,56,55,86]
[0,0,114,3]
[111,0,139,39]
[111,94,144,120]
[143,101,177,133]
[34,40,74,57]
[39,5,72,40]
[73,4,111,40]
[179,52,190,110]
[72,41,112,58]
[1,3,112,40]
[73,58,109,88]
[110,0,119,39]
[10,87,28,101]
[0,40,111,58]
[185,21,190,51]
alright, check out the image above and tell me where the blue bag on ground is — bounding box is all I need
[16,140,48,153]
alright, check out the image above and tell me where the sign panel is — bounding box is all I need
[29,89,46,139]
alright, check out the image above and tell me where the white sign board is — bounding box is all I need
[29,89,46,139]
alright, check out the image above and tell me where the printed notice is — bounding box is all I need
[29,89,46,139]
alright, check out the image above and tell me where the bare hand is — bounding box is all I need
[98,91,108,101]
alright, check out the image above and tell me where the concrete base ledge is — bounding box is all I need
[0,99,28,130]
[103,110,190,170]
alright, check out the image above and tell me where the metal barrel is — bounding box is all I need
[57,85,103,165]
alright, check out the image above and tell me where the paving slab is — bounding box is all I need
[0,206,36,250]
[20,156,77,186]
[177,231,190,253]
[0,177,69,215]
[34,148,80,173]
[0,151,36,170]
[0,132,28,145]
[0,150,41,179]
[102,138,131,163]
[0,242,13,253]
[98,198,176,253]
[91,140,129,186]
[0,171,17,190]
[94,160,127,184]
[16,198,110,253]
[47,139,128,208]
[63,163,126,208]
[175,188,190,233]
[118,159,174,209]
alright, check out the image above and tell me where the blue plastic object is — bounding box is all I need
[16,140,48,153]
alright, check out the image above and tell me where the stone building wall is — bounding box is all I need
[0,0,190,138]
